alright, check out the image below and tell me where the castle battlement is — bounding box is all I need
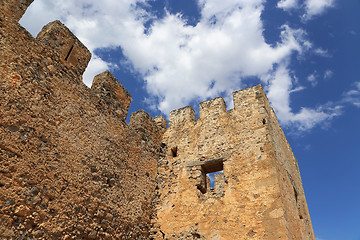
[91,71,132,122]
[199,97,226,119]
[232,84,265,110]
[0,0,315,239]
[168,84,269,131]
[1,0,34,22]
[169,105,196,128]
[36,20,91,76]
[155,82,314,240]
[129,109,154,131]
[153,115,167,133]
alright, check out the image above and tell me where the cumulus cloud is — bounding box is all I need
[20,0,337,132]
[277,0,299,11]
[302,0,335,21]
[278,0,335,21]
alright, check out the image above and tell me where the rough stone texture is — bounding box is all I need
[0,1,162,239]
[0,0,33,22]
[36,20,92,77]
[150,86,315,240]
[91,71,132,122]
[0,1,315,239]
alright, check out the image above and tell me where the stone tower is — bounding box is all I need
[150,85,315,240]
[0,0,315,239]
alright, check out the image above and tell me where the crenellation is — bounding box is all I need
[153,116,167,133]
[199,97,226,119]
[233,84,263,111]
[129,110,164,141]
[153,84,314,240]
[129,109,154,130]
[0,0,34,22]
[36,20,91,76]
[129,110,165,156]
[91,70,131,122]
[0,1,315,239]
[169,105,195,128]
[1,2,161,238]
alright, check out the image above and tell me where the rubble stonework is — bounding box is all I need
[0,1,315,239]
[0,1,161,239]
[150,87,314,240]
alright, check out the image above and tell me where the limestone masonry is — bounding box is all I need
[0,0,315,239]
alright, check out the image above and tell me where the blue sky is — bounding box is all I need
[20,0,360,239]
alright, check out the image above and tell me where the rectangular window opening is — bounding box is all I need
[200,160,224,195]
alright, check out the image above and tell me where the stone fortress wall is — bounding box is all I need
[0,0,315,239]
[150,87,314,239]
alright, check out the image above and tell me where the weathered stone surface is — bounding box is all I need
[0,1,162,239]
[0,0,34,22]
[0,1,315,239]
[36,20,92,76]
[150,86,315,240]
[91,70,132,122]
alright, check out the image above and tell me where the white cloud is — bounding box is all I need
[264,64,340,132]
[314,48,331,57]
[303,0,335,21]
[277,0,299,11]
[278,0,335,21]
[20,0,337,132]
[289,86,306,93]
[305,70,333,87]
[323,70,333,80]
[20,0,147,86]
[307,72,317,87]
[82,56,113,87]
[343,82,360,108]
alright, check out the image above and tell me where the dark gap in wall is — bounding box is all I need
[171,146,177,157]
[65,45,74,61]
[192,232,201,239]
[293,185,304,219]
[293,186,298,203]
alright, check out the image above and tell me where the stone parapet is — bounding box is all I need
[0,1,160,239]
[129,110,155,131]
[153,116,167,133]
[152,84,315,240]
[168,85,267,131]
[0,0,34,22]
[199,97,226,119]
[169,106,195,128]
[0,0,315,239]
[36,20,91,76]
[91,71,131,122]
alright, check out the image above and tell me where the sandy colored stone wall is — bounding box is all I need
[0,0,315,239]
[265,102,315,240]
[150,85,315,240]
[0,1,162,239]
